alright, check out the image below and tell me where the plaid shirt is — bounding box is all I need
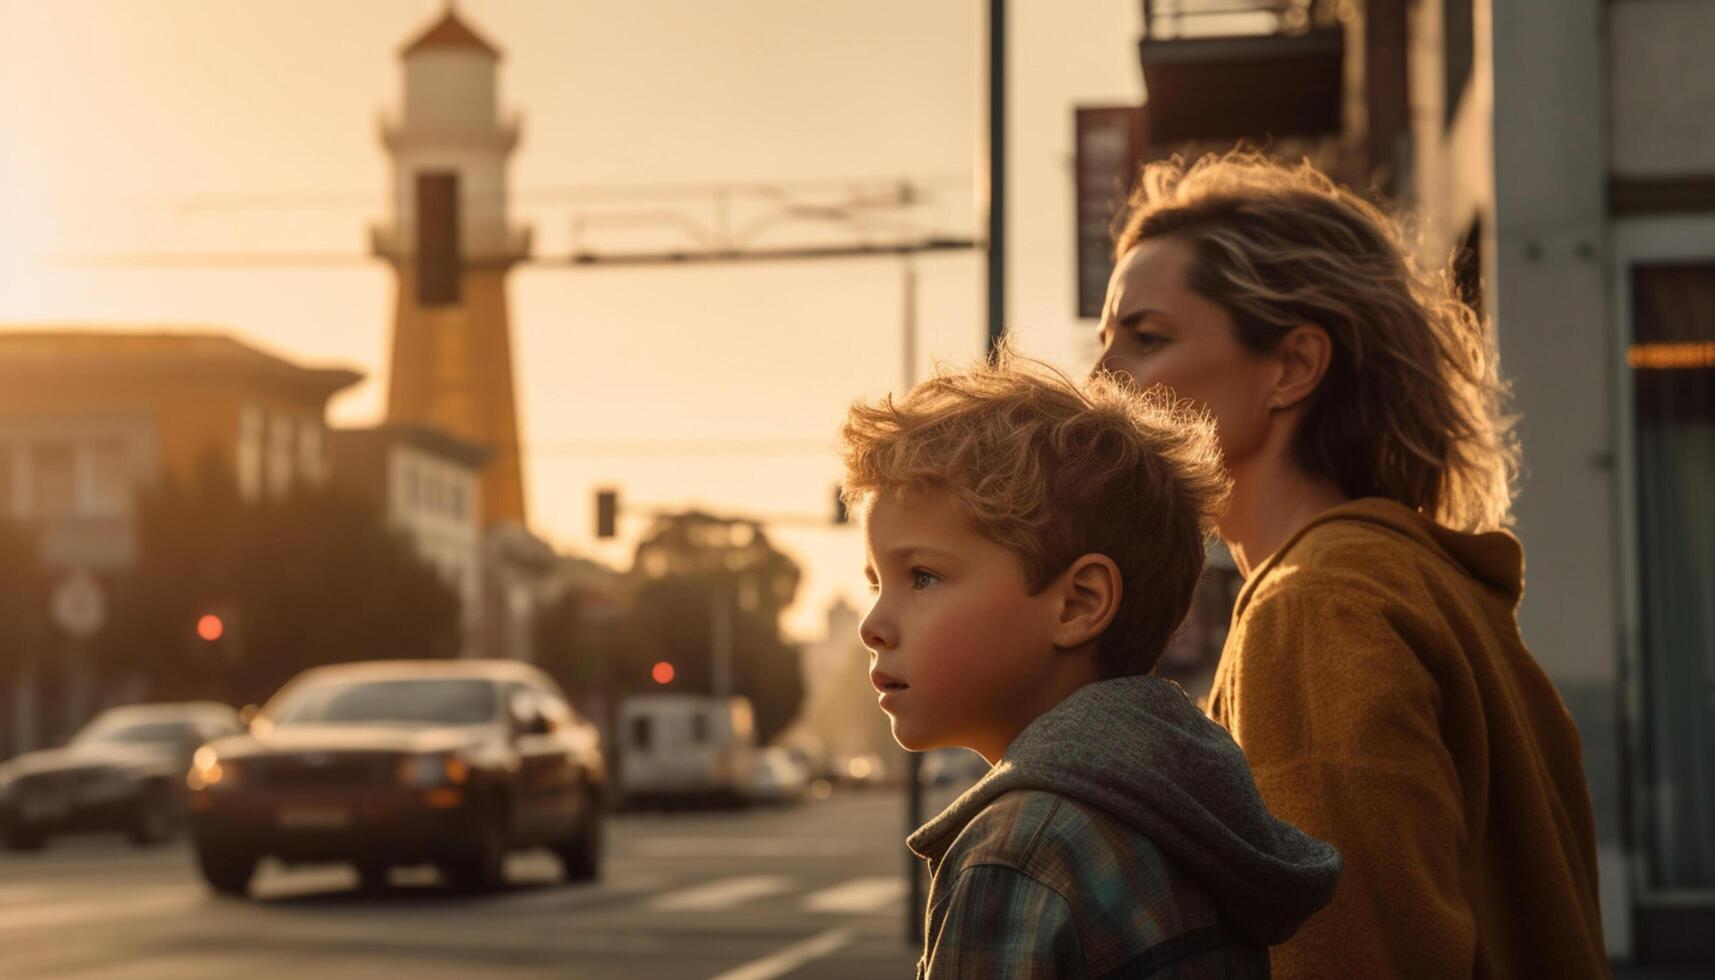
[914,789,1267,979]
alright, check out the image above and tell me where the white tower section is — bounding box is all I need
[373,7,531,525]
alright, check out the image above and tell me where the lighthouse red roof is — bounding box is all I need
[402,8,501,59]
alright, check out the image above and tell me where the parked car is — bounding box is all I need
[615,695,757,808]
[919,747,990,788]
[741,747,810,806]
[0,701,242,851]
[834,752,888,790]
[187,660,605,897]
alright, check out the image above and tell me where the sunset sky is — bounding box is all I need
[0,0,1143,639]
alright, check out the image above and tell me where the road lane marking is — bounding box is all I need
[627,837,862,858]
[648,874,792,912]
[802,876,907,913]
[0,886,45,906]
[707,926,857,980]
[0,887,197,933]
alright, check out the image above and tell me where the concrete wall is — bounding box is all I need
[1490,0,1630,956]
[1610,0,1715,176]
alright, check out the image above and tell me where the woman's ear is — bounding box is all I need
[1270,323,1333,412]
[1052,554,1122,650]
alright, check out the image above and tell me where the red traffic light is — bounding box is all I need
[651,661,675,685]
[196,614,225,642]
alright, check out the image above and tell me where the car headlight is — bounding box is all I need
[397,753,469,788]
[187,746,239,791]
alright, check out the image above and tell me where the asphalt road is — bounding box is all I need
[0,788,947,980]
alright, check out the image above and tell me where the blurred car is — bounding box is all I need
[187,660,605,897]
[919,747,990,788]
[741,747,809,806]
[0,702,242,851]
[834,752,887,790]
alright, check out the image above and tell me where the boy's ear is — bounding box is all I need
[1052,554,1121,650]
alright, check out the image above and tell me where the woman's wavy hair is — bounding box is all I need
[1113,151,1519,532]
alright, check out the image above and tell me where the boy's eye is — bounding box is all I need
[911,569,940,590]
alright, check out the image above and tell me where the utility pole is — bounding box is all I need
[985,0,1007,357]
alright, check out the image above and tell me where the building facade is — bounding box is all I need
[0,330,360,571]
[328,424,488,657]
[1102,0,1715,963]
[0,329,360,753]
[1406,0,1715,961]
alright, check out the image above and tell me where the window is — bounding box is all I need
[82,440,129,517]
[297,421,324,485]
[1443,0,1474,128]
[1453,218,1484,324]
[630,716,653,751]
[690,713,709,744]
[1629,263,1715,889]
[0,443,13,516]
[29,441,75,518]
[416,172,462,306]
[238,405,264,500]
[267,413,293,498]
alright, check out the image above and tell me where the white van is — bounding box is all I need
[615,695,757,807]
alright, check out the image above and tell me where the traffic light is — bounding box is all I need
[651,661,675,685]
[196,614,225,642]
[595,489,619,539]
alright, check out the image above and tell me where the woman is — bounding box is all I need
[1093,153,1607,978]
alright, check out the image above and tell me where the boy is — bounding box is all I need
[839,354,1340,978]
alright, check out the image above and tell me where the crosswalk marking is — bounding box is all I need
[627,836,862,859]
[707,926,856,980]
[802,876,906,913]
[648,874,793,912]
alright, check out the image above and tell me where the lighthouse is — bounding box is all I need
[374,5,530,525]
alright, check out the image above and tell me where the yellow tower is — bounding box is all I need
[374,7,530,525]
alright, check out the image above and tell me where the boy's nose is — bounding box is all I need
[859,607,895,652]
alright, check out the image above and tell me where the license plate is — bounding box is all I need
[277,805,352,829]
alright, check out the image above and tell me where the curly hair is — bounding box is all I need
[1113,151,1519,532]
[839,349,1230,678]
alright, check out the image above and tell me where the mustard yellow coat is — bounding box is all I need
[1209,498,1608,979]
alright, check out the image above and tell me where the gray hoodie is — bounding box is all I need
[909,675,1341,958]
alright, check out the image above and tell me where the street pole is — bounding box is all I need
[711,586,733,700]
[903,251,927,946]
[986,0,1007,358]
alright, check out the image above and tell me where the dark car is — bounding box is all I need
[0,702,243,851]
[188,660,606,897]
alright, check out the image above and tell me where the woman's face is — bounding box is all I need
[1094,237,1280,467]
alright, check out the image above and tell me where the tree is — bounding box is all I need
[627,512,805,744]
[95,455,461,706]
[533,557,637,725]
[0,518,48,755]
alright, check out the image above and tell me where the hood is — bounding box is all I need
[211,724,497,760]
[907,676,1340,947]
[1252,497,1525,608]
[3,742,181,777]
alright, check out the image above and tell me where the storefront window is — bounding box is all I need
[1630,263,1715,889]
